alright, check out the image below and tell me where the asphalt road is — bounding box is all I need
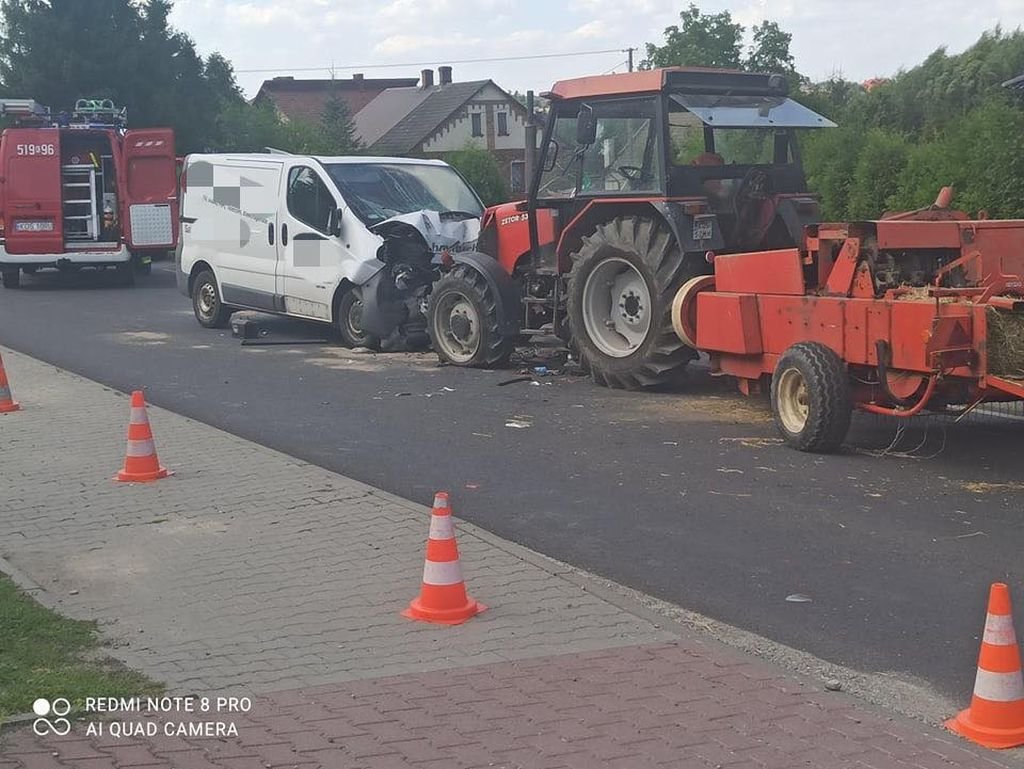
[2,263,1023,703]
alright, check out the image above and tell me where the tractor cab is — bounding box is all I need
[532,68,834,257]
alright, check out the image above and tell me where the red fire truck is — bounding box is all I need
[0,98,178,288]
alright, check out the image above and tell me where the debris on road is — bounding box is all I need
[497,376,534,387]
[785,593,813,603]
[962,481,1024,494]
[719,436,784,449]
[505,418,532,429]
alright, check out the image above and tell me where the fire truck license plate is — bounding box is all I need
[14,220,54,232]
[692,217,713,241]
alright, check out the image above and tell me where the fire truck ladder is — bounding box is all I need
[62,164,100,243]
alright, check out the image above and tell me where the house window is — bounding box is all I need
[497,112,509,136]
[471,112,483,137]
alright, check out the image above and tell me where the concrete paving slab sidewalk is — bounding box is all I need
[1,347,1022,768]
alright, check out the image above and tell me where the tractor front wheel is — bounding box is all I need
[428,264,513,368]
[771,342,852,453]
[567,216,697,389]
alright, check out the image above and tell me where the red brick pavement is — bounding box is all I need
[2,643,1021,769]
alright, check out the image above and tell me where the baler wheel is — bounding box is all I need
[771,342,852,453]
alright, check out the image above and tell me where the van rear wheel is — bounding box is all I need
[1,269,20,289]
[192,269,232,328]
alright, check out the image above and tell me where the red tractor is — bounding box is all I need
[427,67,834,387]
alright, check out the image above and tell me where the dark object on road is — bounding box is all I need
[233,316,327,346]
[240,338,328,347]
[496,376,533,387]
[231,317,260,340]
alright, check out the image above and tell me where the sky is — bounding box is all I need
[169,0,1024,98]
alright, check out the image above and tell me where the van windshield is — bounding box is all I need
[324,163,484,226]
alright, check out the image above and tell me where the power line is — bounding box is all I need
[235,48,625,75]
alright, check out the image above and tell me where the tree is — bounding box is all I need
[642,4,743,70]
[845,129,909,218]
[0,0,245,152]
[746,21,795,75]
[444,144,510,206]
[318,93,363,154]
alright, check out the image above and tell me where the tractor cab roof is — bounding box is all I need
[544,67,835,129]
[544,67,787,100]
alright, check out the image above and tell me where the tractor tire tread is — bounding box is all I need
[429,264,513,368]
[567,215,698,390]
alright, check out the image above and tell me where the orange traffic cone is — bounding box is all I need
[403,492,485,625]
[946,583,1024,749]
[0,352,20,413]
[115,391,170,483]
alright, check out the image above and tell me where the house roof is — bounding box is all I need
[254,76,419,124]
[353,86,432,146]
[368,80,497,155]
[1004,73,1024,91]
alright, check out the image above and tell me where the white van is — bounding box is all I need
[176,154,483,348]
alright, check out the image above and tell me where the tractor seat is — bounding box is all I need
[692,152,725,167]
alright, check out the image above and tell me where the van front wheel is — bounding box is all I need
[192,270,232,328]
[337,287,380,349]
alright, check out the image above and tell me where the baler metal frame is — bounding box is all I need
[673,189,1024,451]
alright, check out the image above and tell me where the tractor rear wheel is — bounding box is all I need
[771,342,852,453]
[566,216,698,389]
[428,264,513,368]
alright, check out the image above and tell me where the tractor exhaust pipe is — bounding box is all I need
[934,186,954,209]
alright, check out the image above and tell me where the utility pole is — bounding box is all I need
[625,47,635,72]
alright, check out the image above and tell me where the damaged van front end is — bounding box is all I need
[359,210,480,350]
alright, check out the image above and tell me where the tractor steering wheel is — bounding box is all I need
[617,165,644,183]
[732,168,772,248]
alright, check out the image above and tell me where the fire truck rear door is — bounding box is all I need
[2,128,63,254]
[123,128,178,250]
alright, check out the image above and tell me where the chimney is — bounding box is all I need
[438,66,452,86]
[420,69,435,88]
[352,73,364,81]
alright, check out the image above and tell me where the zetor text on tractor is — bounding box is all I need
[0,98,178,288]
[427,67,834,387]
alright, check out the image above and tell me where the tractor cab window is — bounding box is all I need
[666,94,835,210]
[538,98,663,199]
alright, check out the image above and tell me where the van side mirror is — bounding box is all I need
[576,104,597,146]
[327,207,342,237]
